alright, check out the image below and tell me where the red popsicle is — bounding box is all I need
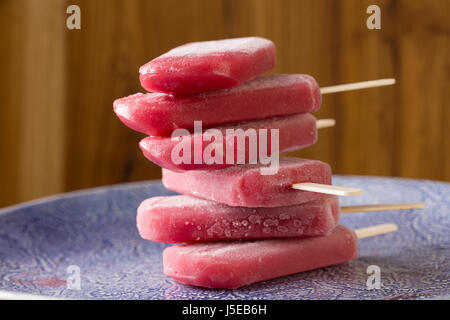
[114,74,321,136]
[162,157,331,207]
[137,195,340,243]
[139,113,318,171]
[139,37,276,95]
[163,225,358,289]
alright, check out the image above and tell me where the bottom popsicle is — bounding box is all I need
[163,225,358,289]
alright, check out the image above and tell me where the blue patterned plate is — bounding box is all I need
[0,176,449,299]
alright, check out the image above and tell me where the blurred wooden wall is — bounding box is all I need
[0,0,449,207]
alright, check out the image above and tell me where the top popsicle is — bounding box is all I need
[139,37,276,96]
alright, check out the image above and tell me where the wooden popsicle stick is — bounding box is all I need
[316,118,336,129]
[320,78,396,95]
[291,183,362,196]
[341,202,425,214]
[354,223,398,239]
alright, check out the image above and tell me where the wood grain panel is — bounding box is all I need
[0,1,24,206]
[1,0,66,206]
[396,0,450,181]
[0,0,449,207]
[333,0,397,177]
[64,0,229,191]
[19,0,67,201]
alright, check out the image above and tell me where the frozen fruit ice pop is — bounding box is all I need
[114,74,321,136]
[139,113,318,171]
[137,195,339,243]
[139,37,276,95]
[162,157,331,207]
[163,225,358,289]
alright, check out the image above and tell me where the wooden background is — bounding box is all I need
[0,0,449,207]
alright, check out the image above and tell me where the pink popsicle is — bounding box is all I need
[162,157,331,207]
[139,37,276,96]
[163,225,358,289]
[137,195,339,243]
[139,113,318,171]
[114,74,321,136]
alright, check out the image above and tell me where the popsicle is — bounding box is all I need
[114,74,321,136]
[162,157,331,207]
[163,225,358,289]
[139,113,318,171]
[139,37,276,96]
[137,195,339,243]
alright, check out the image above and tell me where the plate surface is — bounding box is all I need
[0,176,449,300]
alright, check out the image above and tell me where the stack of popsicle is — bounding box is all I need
[114,37,396,289]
